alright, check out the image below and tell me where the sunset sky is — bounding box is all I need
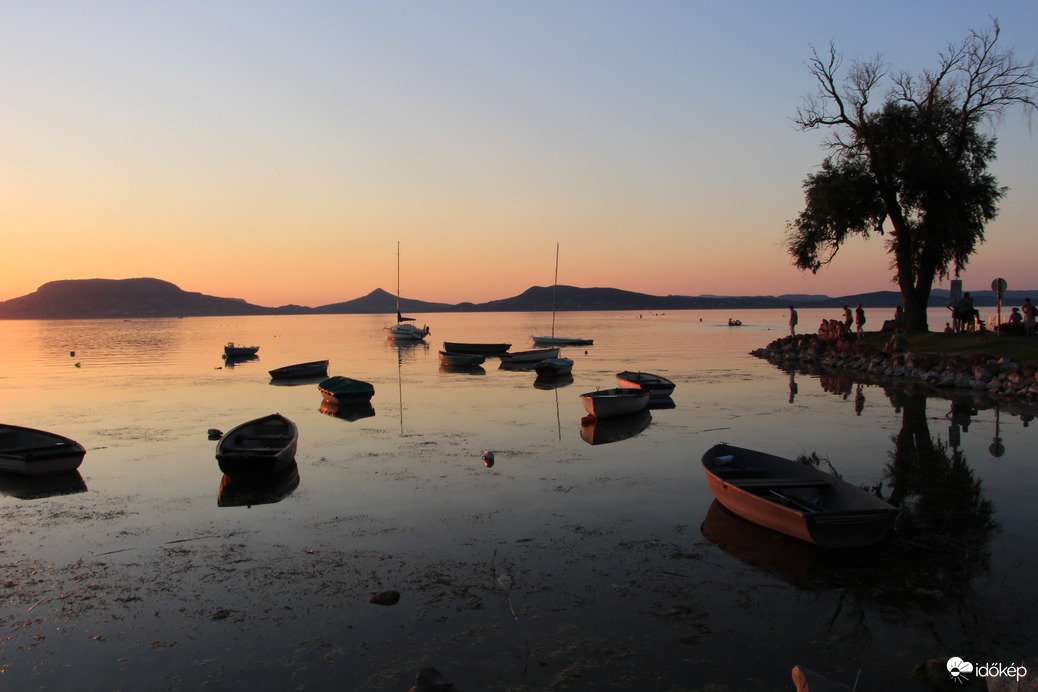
[3,1,1036,308]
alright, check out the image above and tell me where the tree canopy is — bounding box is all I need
[786,19,1037,331]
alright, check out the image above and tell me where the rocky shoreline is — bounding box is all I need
[751,333,1038,402]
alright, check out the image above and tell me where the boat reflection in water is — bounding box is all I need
[534,373,573,390]
[319,400,376,422]
[647,396,676,410]
[218,460,300,508]
[580,408,651,445]
[438,363,486,376]
[0,470,87,500]
[222,354,259,368]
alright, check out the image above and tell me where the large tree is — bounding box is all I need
[787,20,1037,331]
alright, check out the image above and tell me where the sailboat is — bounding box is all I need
[531,243,593,346]
[384,242,430,341]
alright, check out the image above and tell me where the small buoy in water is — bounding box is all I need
[482,450,495,467]
[74,362,81,368]
[70,351,75,357]
[208,428,223,440]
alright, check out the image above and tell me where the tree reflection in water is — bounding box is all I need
[767,365,1004,608]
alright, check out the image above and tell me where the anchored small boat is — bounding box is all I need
[215,413,298,476]
[442,342,511,355]
[579,388,651,419]
[268,360,329,380]
[701,443,898,549]
[224,343,260,357]
[0,424,86,476]
[499,348,560,364]
[535,357,574,377]
[318,376,375,405]
[616,371,676,399]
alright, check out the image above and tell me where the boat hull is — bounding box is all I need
[616,371,676,398]
[385,323,429,340]
[442,342,511,355]
[532,336,593,346]
[500,348,560,363]
[318,376,375,405]
[224,343,260,357]
[0,424,86,476]
[579,388,651,418]
[216,413,298,476]
[535,357,574,377]
[268,360,329,379]
[701,443,898,549]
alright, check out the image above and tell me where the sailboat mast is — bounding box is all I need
[396,241,401,317]
[551,242,559,337]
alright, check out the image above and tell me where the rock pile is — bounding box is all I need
[751,334,1038,400]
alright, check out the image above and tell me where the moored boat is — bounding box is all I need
[531,335,594,346]
[268,359,329,380]
[318,375,375,405]
[438,351,486,366]
[224,342,260,357]
[579,388,651,418]
[616,371,676,398]
[0,424,86,476]
[499,347,560,364]
[442,342,511,355]
[384,242,430,341]
[535,357,574,377]
[701,443,898,549]
[216,413,298,476]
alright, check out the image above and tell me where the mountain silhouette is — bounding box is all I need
[0,277,1030,320]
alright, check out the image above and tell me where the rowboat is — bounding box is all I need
[499,347,560,364]
[442,342,511,355]
[268,359,329,380]
[438,351,486,366]
[579,388,651,418]
[224,343,260,357]
[216,413,298,476]
[535,357,574,377]
[701,443,898,549]
[531,335,594,346]
[318,376,375,404]
[0,424,86,476]
[616,371,676,398]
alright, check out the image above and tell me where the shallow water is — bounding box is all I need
[1,309,1035,690]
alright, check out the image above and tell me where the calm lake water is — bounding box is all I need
[1,309,1035,691]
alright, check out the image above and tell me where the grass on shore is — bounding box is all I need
[858,330,1038,364]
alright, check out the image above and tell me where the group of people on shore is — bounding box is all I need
[948,293,1036,336]
[788,296,1037,340]
[788,302,867,341]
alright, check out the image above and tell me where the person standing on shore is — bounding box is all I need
[842,305,853,337]
[789,306,798,336]
[855,303,866,340]
[1023,297,1037,336]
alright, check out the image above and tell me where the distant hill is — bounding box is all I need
[0,277,1033,320]
[0,278,305,319]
